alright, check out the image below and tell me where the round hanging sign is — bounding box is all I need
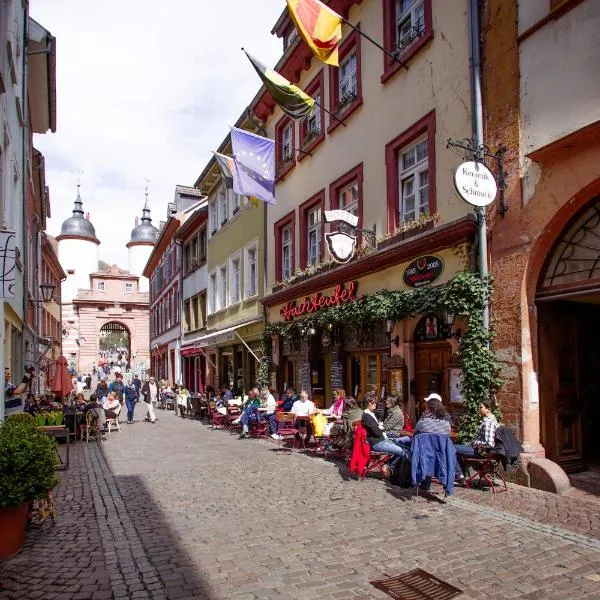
[403,255,443,288]
[453,161,497,207]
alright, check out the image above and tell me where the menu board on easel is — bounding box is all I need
[383,355,406,403]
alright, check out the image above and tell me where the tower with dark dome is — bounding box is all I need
[56,186,100,303]
[127,193,158,292]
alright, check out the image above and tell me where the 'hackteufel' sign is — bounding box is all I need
[280,281,359,321]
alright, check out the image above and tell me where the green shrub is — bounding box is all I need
[0,416,58,508]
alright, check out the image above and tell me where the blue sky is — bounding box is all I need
[32,0,286,267]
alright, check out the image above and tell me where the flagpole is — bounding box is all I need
[274,140,313,158]
[340,18,409,71]
[313,98,347,128]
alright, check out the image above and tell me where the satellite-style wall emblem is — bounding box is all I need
[323,209,374,264]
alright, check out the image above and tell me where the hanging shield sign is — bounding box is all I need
[325,232,357,264]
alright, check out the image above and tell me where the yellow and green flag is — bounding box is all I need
[286,0,343,67]
[244,50,315,120]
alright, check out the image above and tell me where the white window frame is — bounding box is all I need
[338,181,359,217]
[229,251,241,305]
[209,200,218,235]
[208,271,217,315]
[230,188,241,216]
[219,188,228,226]
[244,239,258,299]
[96,281,105,292]
[282,225,292,280]
[218,263,228,310]
[398,135,429,223]
[307,206,321,266]
[124,282,133,294]
[281,123,293,162]
[396,0,425,50]
[339,52,357,103]
[305,91,321,138]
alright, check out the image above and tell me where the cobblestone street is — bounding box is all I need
[3,407,600,600]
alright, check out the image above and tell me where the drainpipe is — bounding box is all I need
[468,0,489,332]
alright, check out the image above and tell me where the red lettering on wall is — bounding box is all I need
[280,281,359,321]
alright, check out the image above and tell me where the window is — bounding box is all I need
[231,189,241,215]
[184,299,191,333]
[191,295,199,330]
[125,282,133,293]
[385,111,436,232]
[199,229,207,262]
[218,265,227,310]
[219,188,228,226]
[300,191,325,268]
[210,201,218,235]
[330,164,364,239]
[199,293,206,329]
[96,281,105,292]
[245,242,258,298]
[299,70,325,157]
[229,253,241,305]
[274,211,295,283]
[382,0,432,83]
[275,116,295,178]
[209,272,217,314]
[328,29,362,132]
[284,26,298,50]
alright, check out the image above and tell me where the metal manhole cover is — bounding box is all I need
[370,569,462,600]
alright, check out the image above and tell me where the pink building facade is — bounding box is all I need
[73,265,150,374]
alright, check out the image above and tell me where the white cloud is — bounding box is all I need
[32,0,285,267]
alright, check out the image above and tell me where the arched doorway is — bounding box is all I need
[99,322,131,369]
[413,313,452,415]
[537,196,600,472]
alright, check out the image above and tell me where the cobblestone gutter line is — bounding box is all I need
[84,443,165,600]
[445,496,600,551]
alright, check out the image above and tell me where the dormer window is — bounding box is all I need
[97,281,105,292]
[284,27,298,50]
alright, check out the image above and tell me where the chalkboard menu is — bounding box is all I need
[331,361,344,400]
[299,362,312,396]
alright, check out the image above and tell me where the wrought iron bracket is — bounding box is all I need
[447,138,508,216]
[338,222,377,249]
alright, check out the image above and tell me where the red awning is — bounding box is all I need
[181,346,203,357]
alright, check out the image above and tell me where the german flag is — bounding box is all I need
[286,0,343,66]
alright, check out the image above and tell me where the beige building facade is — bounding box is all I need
[254,0,478,415]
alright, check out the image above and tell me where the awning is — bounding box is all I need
[181,346,203,357]
[193,317,263,348]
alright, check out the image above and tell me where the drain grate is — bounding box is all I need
[370,568,462,600]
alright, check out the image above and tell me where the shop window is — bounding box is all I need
[299,190,325,268]
[385,111,436,233]
[299,70,325,157]
[382,0,433,83]
[328,28,362,133]
[274,211,295,283]
[275,116,295,178]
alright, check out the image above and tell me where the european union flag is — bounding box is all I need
[230,127,276,206]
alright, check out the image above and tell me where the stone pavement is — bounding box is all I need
[3,406,600,600]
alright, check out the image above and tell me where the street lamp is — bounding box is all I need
[38,283,56,303]
[385,319,400,348]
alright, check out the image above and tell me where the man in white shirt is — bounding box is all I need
[291,390,316,444]
[260,387,280,439]
[140,376,158,423]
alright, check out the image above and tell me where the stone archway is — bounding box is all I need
[99,321,131,369]
[536,196,600,472]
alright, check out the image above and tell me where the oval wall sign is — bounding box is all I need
[454,160,497,207]
[403,255,444,288]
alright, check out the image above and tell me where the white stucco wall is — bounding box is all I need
[128,244,153,293]
[58,238,99,302]
[519,0,600,155]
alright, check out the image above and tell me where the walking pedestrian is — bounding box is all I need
[140,375,158,423]
[124,379,138,424]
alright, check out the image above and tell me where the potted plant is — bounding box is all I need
[0,413,58,560]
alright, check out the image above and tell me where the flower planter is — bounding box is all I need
[0,502,28,560]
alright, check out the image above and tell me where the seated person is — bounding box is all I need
[102,391,121,420]
[454,399,499,480]
[84,395,107,432]
[281,387,298,413]
[291,390,316,444]
[320,388,346,419]
[74,393,87,412]
[238,390,263,439]
[24,393,40,414]
[260,387,280,440]
[342,397,363,438]
[361,396,409,478]
[383,396,405,438]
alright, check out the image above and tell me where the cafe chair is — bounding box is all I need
[80,411,101,443]
[224,405,242,433]
[349,422,391,480]
[249,418,269,439]
[105,404,121,435]
[275,412,298,451]
[463,450,508,493]
[411,433,456,498]
[209,402,226,429]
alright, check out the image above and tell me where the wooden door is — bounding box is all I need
[539,302,600,471]
[414,342,452,414]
